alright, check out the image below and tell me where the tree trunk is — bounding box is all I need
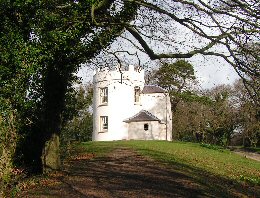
[42,133,61,173]
[17,68,69,174]
[15,64,70,174]
[40,67,68,173]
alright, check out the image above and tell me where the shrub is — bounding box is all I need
[0,99,28,196]
[0,106,18,196]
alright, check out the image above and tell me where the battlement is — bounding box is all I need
[94,64,142,73]
[93,65,144,84]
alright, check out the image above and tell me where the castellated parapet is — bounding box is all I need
[93,65,145,87]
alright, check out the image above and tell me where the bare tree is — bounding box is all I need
[92,0,259,105]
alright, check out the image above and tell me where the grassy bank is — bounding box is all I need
[17,140,260,197]
[79,140,260,185]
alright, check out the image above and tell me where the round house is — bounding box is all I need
[92,65,172,141]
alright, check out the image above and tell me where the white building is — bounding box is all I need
[92,65,172,141]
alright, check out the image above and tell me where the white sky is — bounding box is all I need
[189,55,239,89]
[77,54,239,90]
[77,31,240,90]
[77,34,240,90]
[77,1,240,90]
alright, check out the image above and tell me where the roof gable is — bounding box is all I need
[124,110,161,123]
[142,85,165,94]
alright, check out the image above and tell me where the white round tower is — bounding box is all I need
[92,65,145,141]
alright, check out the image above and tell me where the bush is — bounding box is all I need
[0,104,18,196]
[200,142,224,151]
[60,113,93,159]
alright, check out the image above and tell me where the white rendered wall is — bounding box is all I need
[141,93,172,141]
[92,66,172,141]
[92,66,145,141]
[128,121,166,140]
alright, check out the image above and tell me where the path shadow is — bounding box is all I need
[20,147,260,198]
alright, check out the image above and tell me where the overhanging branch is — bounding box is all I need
[126,26,226,60]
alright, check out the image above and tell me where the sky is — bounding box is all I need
[77,33,240,90]
[77,54,239,90]
[77,1,241,90]
[76,30,240,90]
[189,55,239,89]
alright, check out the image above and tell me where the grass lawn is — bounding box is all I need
[78,140,260,185]
[17,140,260,198]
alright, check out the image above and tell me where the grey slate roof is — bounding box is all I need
[124,110,161,123]
[142,85,165,94]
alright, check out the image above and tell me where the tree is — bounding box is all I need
[172,92,213,143]
[1,0,259,173]
[205,85,238,146]
[60,84,93,158]
[234,42,260,107]
[3,0,138,173]
[0,2,41,186]
[232,80,260,147]
[148,60,196,112]
[109,0,259,105]
[172,84,239,146]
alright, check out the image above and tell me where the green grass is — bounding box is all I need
[79,140,260,185]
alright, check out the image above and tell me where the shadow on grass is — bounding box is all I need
[20,145,260,198]
[135,148,260,197]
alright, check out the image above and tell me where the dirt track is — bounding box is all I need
[233,150,260,162]
[20,147,260,198]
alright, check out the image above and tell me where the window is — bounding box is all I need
[100,116,108,131]
[134,86,140,103]
[144,123,149,131]
[100,87,108,104]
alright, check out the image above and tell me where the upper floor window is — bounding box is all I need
[100,87,108,104]
[100,116,108,132]
[134,86,140,103]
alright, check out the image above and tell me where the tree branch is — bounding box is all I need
[126,26,227,60]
